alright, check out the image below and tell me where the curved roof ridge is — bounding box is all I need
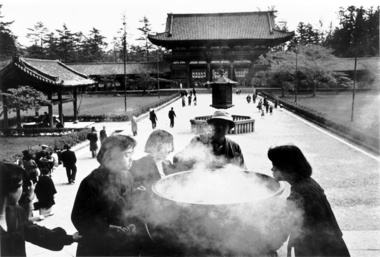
[19,57,59,81]
[22,57,60,62]
[171,11,276,16]
[14,62,57,85]
[57,61,89,79]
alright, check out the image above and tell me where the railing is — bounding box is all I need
[190,115,255,135]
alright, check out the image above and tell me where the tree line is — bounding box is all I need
[1,5,378,65]
[0,5,158,64]
[255,5,379,95]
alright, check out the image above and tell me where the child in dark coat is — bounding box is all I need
[35,168,57,217]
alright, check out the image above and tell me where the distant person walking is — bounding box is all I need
[188,94,192,105]
[193,95,197,106]
[149,109,158,129]
[60,144,77,184]
[35,144,48,170]
[182,95,186,107]
[99,126,107,145]
[168,107,176,128]
[131,115,138,136]
[87,127,98,158]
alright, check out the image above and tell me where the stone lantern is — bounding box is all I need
[208,69,237,109]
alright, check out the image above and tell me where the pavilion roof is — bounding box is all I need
[68,62,171,76]
[148,11,294,44]
[0,57,95,91]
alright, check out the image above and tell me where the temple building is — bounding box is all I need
[0,57,96,128]
[148,11,294,88]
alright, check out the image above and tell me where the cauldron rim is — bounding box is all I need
[152,170,285,206]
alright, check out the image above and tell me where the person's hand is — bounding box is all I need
[125,224,136,236]
[72,232,82,242]
[136,185,146,191]
[107,225,131,244]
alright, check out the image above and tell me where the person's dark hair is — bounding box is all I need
[0,162,26,199]
[97,135,137,164]
[64,144,70,150]
[22,150,33,161]
[91,127,96,132]
[267,145,312,180]
[41,167,50,175]
[144,129,174,154]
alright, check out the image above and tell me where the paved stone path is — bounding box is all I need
[26,93,380,257]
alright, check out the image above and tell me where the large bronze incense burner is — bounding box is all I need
[150,169,286,255]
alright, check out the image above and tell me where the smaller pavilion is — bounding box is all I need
[0,57,96,129]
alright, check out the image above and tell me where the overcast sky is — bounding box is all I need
[2,0,378,49]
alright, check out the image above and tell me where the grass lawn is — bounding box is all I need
[278,91,380,140]
[0,95,171,161]
[7,95,167,118]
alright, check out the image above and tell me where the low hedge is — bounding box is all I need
[6,128,91,163]
[260,91,379,154]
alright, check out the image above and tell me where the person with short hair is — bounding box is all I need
[267,145,350,257]
[129,130,179,256]
[130,129,176,189]
[71,135,139,256]
[168,107,176,128]
[60,144,77,184]
[131,115,138,136]
[35,144,48,169]
[174,110,245,171]
[22,150,39,184]
[100,126,108,145]
[87,127,99,158]
[0,162,81,256]
[149,109,158,129]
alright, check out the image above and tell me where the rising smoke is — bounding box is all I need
[125,142,305,255]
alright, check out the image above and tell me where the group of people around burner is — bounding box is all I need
[1,109,350,257]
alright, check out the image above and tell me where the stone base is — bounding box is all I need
[210,104,235,109]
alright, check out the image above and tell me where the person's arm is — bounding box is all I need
[24,207,79,251]
[71,178,135,249]
[72,152,77,164]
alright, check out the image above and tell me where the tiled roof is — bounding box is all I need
[0,57,95,87]
[68,62,171,76]
[149,12,294,42]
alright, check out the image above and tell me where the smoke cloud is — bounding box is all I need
[127,167,304,255]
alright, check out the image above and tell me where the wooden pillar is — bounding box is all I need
[47,92,53,128]
[186,62,191,88]
[1,95,9,129]
[229,60,234,80]
[58,92,63,123]
[16,109,21,128]
[206,62,211,82]
[73,88,78,122]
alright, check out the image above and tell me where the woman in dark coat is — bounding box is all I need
[267,145,350,257]
[34,168,57,217]
[71,135,139,256]
[129,129,180,256]
[0,162,80,256]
